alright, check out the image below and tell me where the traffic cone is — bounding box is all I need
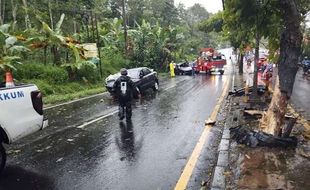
[5,71,15,88]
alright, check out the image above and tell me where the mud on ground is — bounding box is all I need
[225,94,310,190]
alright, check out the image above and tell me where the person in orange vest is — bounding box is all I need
[169,61,175,77]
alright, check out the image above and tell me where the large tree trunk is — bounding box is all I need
[1,0,5,25]
[52,46,60,65]
[253,33,260,97]
[22,0,31,29]
[10,0,17,31]
[48,1,54,30]
[261,78,288,135]
[122,0,128,56]
[0,0,3,25]
[261,0,302,136]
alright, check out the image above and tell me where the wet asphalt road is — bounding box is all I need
[2,48,233,190]
[291,69,310,120]
[2,48,309,190]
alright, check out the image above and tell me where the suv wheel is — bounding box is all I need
[153,81,159,91]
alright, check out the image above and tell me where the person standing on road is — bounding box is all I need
[169,61,175,77]
[190,61,196,76]
[244,59,253,102]
[113,68,139,120]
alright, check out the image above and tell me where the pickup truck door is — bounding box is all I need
[0,85,43,143]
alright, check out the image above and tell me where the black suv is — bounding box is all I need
[105,67,159,96]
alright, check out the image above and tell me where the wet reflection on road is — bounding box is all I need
[116,120,143,162]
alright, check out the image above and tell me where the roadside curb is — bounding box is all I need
[210,62,235,189]
[210,98,232,190]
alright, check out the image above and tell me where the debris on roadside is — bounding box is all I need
[205,119,216,125]
[228,85,266,96]
[36,149,44,153]
[223,171,232,177]
[229,126,297,148]
[7,149,21,154]
[243,110,265,118]
[297,147,310,158]
[56,158,63,162]
[245,154,251,159]
[304,130,310,140]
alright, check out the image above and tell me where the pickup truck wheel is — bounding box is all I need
[0,143,6,174]
[153,81,159,91]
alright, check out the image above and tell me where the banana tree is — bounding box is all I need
[61,43,96,80]
[129,20,181,70]
[0,24,29,74]
[26,14,66,65]
[100,18,124,53]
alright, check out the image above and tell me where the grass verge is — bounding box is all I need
[44,86,105,106]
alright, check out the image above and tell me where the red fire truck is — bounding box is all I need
[195,48,227,75]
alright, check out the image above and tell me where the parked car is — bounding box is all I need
[174,62,193,75]
[0,84,48,173]
[302,59,310,75]
[105,67,159,96]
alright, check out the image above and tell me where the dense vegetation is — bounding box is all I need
[199,0,309,136]
[0,0,226,104]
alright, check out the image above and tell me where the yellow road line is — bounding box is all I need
[174,80,230,190]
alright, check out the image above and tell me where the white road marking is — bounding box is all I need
[163,85,176,91]
[45,92,106,110]
[76,109,118,129]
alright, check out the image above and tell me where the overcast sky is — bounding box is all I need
[174,0,223,13]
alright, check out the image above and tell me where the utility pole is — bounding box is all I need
[122,0,128,56]
[222,0,225,10]
[90,11,95,42]
[95,14,103,78]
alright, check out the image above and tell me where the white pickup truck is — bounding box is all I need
[0,84,48,173]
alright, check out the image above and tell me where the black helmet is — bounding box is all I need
[120,68,128,76]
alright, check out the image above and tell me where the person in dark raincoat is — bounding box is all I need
[113,68,139,120]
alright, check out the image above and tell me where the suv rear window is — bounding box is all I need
[142,68,151,75]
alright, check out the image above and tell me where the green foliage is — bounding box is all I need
[0,24,29,72]
[0,0,224,104]
[22,79,103,98]
[44,86,104,105]
[76,64,101,83]
[14,63,68,84]
[302,28,310,58]
[101,50,129,74]
[199,12,223,33]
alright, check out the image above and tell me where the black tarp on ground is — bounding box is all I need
[230,126,298,148]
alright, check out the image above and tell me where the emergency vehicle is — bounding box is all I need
[195,48,227,75]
